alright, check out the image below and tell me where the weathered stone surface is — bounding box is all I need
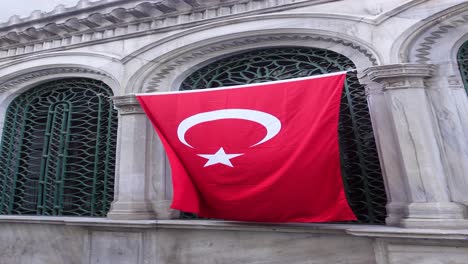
[149,229,375,264]
[0,222,84,264]
[0,0,467,262]
[1,218,468,264]
[363,64,468,227]
[107,95,157,220]
[89,231,143,264]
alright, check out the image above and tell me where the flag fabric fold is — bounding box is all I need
[136,72,356,222]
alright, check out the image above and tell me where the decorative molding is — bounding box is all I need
[117,105,145,115]
[0,67,109,94]
[364,64,435,81]
[112,94,144,115]
[144,34,379,92]
[0,0,206,29]
[113,94,138,106]
[371,0,428,25]
[365,84,383,96]
[412,5,468,63]
[0,0,335,59]
[364,85,384,96]
[363,64,436,90]
[447,75,465,90]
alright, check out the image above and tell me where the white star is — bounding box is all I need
[197,147,243,167]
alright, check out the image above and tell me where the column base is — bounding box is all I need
[400,218,468,229]
[404,202,467,219]
[152,200,180,220]
[107,200,156,220]
[398,202,468,229]
[385,202,407,226]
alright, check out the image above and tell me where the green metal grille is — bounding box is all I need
[458,41,468,93]
[0,78,117,216]
[180,47,387,224]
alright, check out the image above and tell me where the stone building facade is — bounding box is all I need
[0,0,467,263]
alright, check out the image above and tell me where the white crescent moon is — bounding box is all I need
[177,109,281,148]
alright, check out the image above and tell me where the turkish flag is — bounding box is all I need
[136,72,356,222]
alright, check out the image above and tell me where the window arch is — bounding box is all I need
[458,40,468,93]
[0,78,117,217]
[181,47,387,223]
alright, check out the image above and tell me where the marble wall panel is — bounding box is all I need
[88,231,143,264]
[0,223,84,264]
[386,243,468,264]
[146,229,376,264]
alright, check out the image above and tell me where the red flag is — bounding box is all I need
[136,72,356,222]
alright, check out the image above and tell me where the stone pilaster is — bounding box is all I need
[361,75,408,226]
[363,64,467,228]
[446,76,468,135]
[107,94,156,220]
[434,74,468,206]
[146,131,179,220]
[446,75,468,142]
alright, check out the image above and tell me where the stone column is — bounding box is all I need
[363,64,467,228]
[361,75,408,226]
[107,94,156,220]
[147,131,179,219]
[440,75,468,205]
[447,76,468,138]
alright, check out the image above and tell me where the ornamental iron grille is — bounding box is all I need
[0,78,117,217]
[458,40,468,93]
[180,47,387,224]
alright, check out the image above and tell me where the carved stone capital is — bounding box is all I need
[112,94,144,115]
[363,64,437,90]
[364,83,384,95]
[447,75,465,90]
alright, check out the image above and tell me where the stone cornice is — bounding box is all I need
[364,64,436,82]
[0,0,335,59]
[363,64,436,90]
[112,94,144,115]
[0,67,109,94]
[0,0,226,30]
[113,94,139,107]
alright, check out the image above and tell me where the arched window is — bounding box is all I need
[0,78,117,217]
[458,40,468,93]
[181,47,387,223]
